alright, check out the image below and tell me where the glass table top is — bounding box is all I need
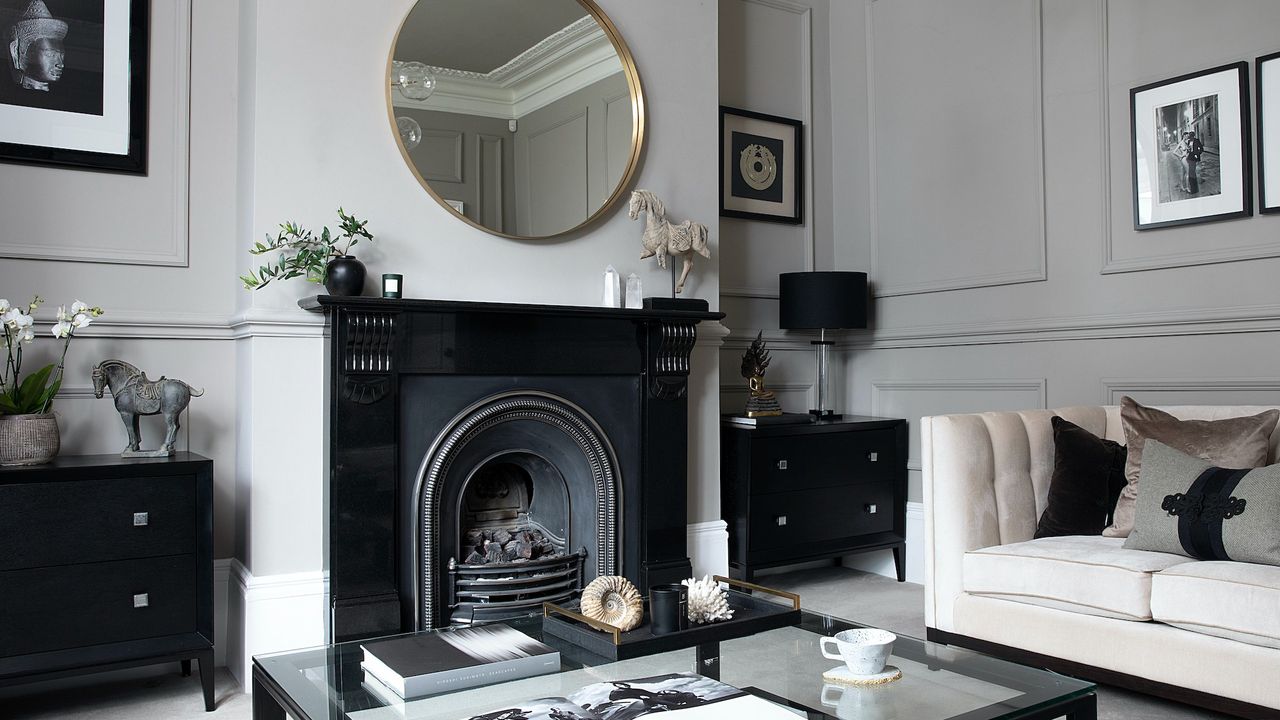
[254,604,1094,720]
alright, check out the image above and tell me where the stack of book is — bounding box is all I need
[360,624,560,702]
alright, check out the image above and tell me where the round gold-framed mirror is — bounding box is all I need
[387,0,645,240]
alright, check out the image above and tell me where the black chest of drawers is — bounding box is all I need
[0,453,214,711]
[721,416,908,582]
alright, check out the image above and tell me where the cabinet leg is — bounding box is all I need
[198,649,215,712]
[181,659,192,677]
[892,546,906,583]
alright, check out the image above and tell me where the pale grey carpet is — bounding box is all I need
[0,568,1239,719]
[765,564,1238,720]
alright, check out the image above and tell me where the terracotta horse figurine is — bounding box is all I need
[91,359,203,456]
[629,189,711,294]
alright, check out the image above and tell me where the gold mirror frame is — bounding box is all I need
[386,0,646,241]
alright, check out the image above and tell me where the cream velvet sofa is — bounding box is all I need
[922,405,1280,718]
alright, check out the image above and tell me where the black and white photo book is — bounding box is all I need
[361,624,560,699]
[454,672,799,720]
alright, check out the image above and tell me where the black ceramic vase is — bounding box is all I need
[324,256,366,296]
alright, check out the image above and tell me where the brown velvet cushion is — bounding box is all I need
[1035,416,1128,538]
[1103,397,1279,538]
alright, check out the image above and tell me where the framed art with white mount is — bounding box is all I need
[1256,51,1280,214]
[1130,62,1251,230]
[720,106,803,225]
[0,0,149,174]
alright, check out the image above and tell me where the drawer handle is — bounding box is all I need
[775,515,788,526]
[865,504,878,514]
[868,452,879,462]
[133,593,149,608]
[133,512,149,527]
[776,460,788,470]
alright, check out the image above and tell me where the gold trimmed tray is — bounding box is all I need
[541,576,800,660]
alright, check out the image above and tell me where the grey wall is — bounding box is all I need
[398,107,517,232]
[828,0,1280,508]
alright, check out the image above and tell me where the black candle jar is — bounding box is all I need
[649,583,688,635]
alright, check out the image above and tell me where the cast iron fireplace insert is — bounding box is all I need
[305,295,722,642]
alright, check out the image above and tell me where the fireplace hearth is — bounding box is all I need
[307,296,722,642]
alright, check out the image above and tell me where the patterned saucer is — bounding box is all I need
[822,664,903,686]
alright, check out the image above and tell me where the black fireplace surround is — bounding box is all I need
[304,296,722,643]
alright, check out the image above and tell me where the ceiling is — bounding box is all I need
[394,0,592,74]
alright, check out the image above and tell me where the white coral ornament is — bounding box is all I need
[682,575,734,624]
[580,575,644,631]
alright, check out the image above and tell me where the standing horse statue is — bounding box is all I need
[91,359,203,457]
[629,189,711,294]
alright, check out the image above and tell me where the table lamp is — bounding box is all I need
[779,271,868,419]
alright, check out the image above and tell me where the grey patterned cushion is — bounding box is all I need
[1124,439,1280,566]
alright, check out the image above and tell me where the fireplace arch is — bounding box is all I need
[413,391,621,628]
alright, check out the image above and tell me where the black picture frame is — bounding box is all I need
[1129,61,1251,231]
[0,0,149,174]
[1256,51,1280,214]
[720,106,804,225]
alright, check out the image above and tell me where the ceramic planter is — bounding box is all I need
[0,413,60,466]
[324,256,367,297]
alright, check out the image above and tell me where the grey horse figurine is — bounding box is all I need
[91,359,203,457]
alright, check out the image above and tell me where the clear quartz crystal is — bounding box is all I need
[603,265,621,308]
[625,273,643,309]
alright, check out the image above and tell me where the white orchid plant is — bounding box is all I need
[1,296,103,416]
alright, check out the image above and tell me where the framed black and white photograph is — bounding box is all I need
[720,106,803,224]
[1256,51,1280,214]
[0,0,148,174]
[1130,62,1251,230]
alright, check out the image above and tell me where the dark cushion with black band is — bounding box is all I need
[1034,416,1128,538]
[1124,439,1280,565]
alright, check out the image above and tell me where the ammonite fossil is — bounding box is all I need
[580,575,644,631]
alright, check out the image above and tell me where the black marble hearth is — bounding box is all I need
[303,296,723,642]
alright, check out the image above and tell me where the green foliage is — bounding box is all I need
[0,363,58,415]
[241,208,374,291]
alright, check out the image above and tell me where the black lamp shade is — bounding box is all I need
[778,271,868,330]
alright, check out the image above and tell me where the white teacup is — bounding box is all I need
[820,628,896,675]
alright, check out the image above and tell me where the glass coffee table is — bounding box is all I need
[252,604,1096,720]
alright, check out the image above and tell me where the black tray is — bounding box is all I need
[541,576,801,661]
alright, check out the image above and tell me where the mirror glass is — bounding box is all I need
[390,0,643,239]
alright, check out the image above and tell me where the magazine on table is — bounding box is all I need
[361,624,560,699]
[456,672,800,720]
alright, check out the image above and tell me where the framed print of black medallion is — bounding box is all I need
[1130,61,1251,230]
[0,0,149,174]
[720,106,803,224]
[1256,51,1280,213]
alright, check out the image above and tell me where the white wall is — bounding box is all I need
[829,0,1280,515]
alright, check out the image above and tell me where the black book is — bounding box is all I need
[360,624,559,699]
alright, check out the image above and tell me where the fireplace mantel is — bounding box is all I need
[302,295,723,642]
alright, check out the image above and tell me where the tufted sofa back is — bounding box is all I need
[921,405,1280,632]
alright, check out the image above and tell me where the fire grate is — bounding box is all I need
[447,547,587,625]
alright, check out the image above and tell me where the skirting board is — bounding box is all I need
[226,560,329,692]
[839,502,924,584]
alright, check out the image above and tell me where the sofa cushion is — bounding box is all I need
[1034,416,1128,539]
[1151,561,1280,650]
[1104,397,1279,538]
[963,535,1189,620]
[1124,440,1280,565]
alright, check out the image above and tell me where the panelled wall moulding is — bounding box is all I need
[720,0,816,300]
[1101,378,1280,406]
[870,379,1047,470]
[1098,0,1280,274]
[0,0,192,266]
[866,0,1046,297]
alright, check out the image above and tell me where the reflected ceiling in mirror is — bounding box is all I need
[389,0,644,239]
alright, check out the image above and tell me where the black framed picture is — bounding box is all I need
[1130,61,1251,230]
[1256,51,1280,214]
[0,0,149,174]
[720,106,803,224]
